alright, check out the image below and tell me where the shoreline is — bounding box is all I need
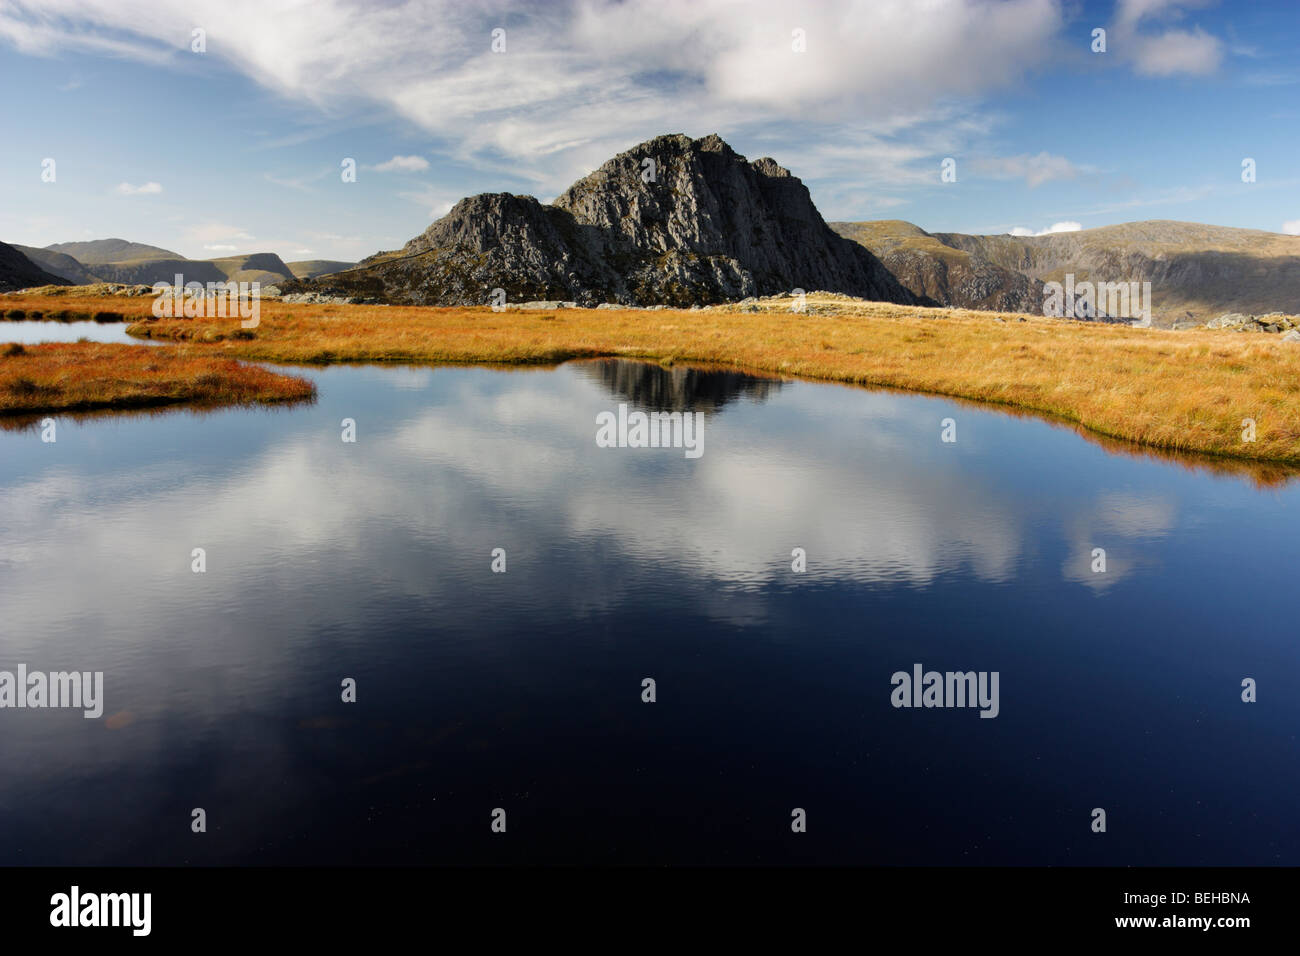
[3,291,1298,468]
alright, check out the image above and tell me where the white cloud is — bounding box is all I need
[0,0,1067,194]
[1077,183,1215,218]
[1009,221,1083,236]
[1060,491,1175,591]
[203,244,237,252]
[114,181,162,195]
[976,152,1081,188]
[186,223,254,243]
[263,172,318,192]
[370,155,429,173]
[1114,0,1222,77]
[1133,28,1221,76]
[1282,220,1300,236]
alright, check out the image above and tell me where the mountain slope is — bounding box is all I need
[287,259,357,279]
[832,219,1300,326]
[13,245,104,284]
[0,241,71,291]
[204,253,295,285]
[295,133,920,308]
[948,221,1299,326]
[43,251,297,287]
[831,220,1043,314]
[44,238,182,264]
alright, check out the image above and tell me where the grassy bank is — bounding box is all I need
[5,290,1298,465]
[122,293,1300,465]
[0,341,315,416]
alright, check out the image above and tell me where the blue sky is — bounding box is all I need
[1,0,1298,263]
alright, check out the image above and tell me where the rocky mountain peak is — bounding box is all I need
[296,133,920,308]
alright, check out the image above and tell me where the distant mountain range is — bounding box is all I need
[832,219,1300,327]
[7,239,356,290]
[5,133,1299,326]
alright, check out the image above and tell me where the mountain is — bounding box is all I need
[89,252,295,287]
[287,259,357,279]
[835,220,1300,327]
[17,241,297,288]
[44,238,182,264]
[291,133,921,308]
[1,241,70,292]
[13,244,104,284]
[936,221,1300,327]
[203,253,295,285]
[830,220,1043,314]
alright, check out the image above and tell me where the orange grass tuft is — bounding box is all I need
[0,341,315,415]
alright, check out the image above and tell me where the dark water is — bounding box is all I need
[0,355,1296,865]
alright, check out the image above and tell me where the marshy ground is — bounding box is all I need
[0,340,315,416]
[3,290,1297,465]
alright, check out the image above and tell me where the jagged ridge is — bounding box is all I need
[295,133,921,308]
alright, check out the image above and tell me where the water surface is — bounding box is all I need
[0,320,148,345]
[0,357,1295,865]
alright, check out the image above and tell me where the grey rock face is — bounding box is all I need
[292,134,919,309]
[280,292,360,305]
[1207,312,1251,329]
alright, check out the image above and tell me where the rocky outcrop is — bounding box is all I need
[1205,311,1300,333]
[291,134,921,308]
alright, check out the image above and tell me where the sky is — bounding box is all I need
[1,0,1298,264]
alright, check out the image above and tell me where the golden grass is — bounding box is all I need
[0,341,315,416]
[6,290,1299,466]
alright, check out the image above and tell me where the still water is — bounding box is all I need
[0,320,154,345]
[0,352,1296,864]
